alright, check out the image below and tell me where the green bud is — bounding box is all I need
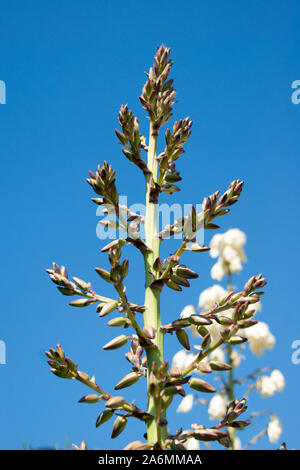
[201,333,211,349]
[120,258,129,279]
[99,300,119,317]
[96,409,114,428]
[166,279,182,291]
[218,316,234,326]
[111,415,127,439]
[69,298,94,307]
[78,394,100,404]
[228,336,248,345]
[107,317,129,327]
[72,277,89,291]
[176,329,190,350]
[189,377,216,393]
[103,335,128,350]
[209,361,232,371]
[197,325,209,337]
[227,420,250,429]
[114,372,140,390]
[94,267,111,282]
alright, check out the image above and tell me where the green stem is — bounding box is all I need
[227,343,235,449]
[143,122,167,446]
[226,273,235,449]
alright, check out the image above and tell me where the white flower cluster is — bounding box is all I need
[256,369,285,397]
[172,349,197,372]
[243,321,275,356]
[267,415,282,443]
[210,228,246,280]
[208,393,228,420]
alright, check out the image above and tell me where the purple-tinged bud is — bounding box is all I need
[143,326,156,339]
[169,367,182,378]
[78,394,100,404]
[105,396,125,409]
[197,363,212,374]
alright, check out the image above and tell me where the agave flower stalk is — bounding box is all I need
[45,44,268,450]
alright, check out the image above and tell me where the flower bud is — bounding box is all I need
[78,394,100,404]
[69,298,94,307]
[190,315,212,326]
[111,415,127,439]
[201,333,211,349]
[176,329,190,350]
[96,409,114,428]
[107,317,129,327]
[114,372,141,390]
[95,267,111,282]
[228,336,248,345]
[209,361,232,371]
[99,300,119,317]
[103,335,128,350]
[188,378,216,393]
[105,396,125,409]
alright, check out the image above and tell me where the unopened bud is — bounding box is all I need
[96,409,114,428]
[105,396,125,409]
[114,372,141,390]
[189,377,216,393]
[209,361,232,371]
[103,335,128,350]
[111,415,127,439]
[176,329,190,350]
[228,336,248,345]
[99,300,119,317]
[78,394,100,404]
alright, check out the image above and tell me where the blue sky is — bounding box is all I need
[0,0,299,450]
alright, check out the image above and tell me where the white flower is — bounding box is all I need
[243,321,275,356]
[210,234,224,258]
[208,394,227,420]
[209,346,225,363]
[210,260,226,281]
[230,349,243,368]
[267,415,282,443]
[180,304,196,319]
[198,285,227,310]
[184,437,200,450]
[234,437,242,450]
[177,394,194,413]
[270,369,285,392]
[223,228,246,251]
[172,350,197,372]
[256,375,276,397]
[209,228,247,280]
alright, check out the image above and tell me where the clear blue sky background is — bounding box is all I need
[0,0,299,450]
